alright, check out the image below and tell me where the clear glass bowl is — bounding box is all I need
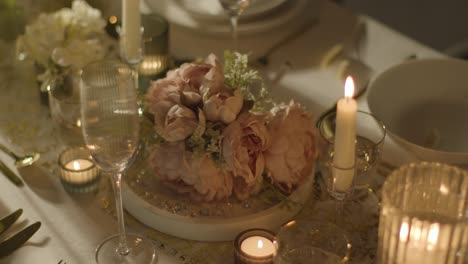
[274,220,351,264]
[378,162,468,264]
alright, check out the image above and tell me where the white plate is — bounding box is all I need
[122,156,313,241]
[177,0,288,22]
[367,58,468,166]
[144,0,313,35]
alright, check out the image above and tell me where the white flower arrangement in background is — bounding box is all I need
[145,52,319,202]
[16,0,112,92]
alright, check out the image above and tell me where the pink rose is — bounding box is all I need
[264,101,318,194]
[222,112,270,200]
[203,89,243,124]
[150,143,233,201]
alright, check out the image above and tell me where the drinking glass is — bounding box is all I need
[274,220,352,264]
[80,60,156,264]
[218,0,251,45]
[378,162,468,264]
[317,110,386,200]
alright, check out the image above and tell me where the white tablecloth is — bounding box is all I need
[0,0,442,263]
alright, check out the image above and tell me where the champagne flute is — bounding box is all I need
[81,60,157,264]
[219,0,251,46]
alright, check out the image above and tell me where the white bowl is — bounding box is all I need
[367,58,468,167]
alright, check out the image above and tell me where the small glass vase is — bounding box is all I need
[48,68,85,147]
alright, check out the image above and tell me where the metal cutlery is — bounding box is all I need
[0,209,41,258]
[0,143,40,168]
[0,160,23,187]
[0,209,23,236]
[0,221,41,257]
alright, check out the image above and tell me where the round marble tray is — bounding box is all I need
[122,156,313,242]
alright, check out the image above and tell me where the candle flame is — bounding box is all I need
[257,240,263,249]
[344,76,355,98]
[73,161,81,170]
[399,222,409,242]
[428,224,439,248]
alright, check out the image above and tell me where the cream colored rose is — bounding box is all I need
[203,89,243,124]
[264,101,318,194]
[150,143,233,201]
[222,112,270,200]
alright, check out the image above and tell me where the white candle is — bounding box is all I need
[240,236,276,258]
[332,76,357,191]
[65,159,93,171]
[122,0,141,62]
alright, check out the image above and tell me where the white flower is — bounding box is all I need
[16,0,107,68]
[51,38,108,68]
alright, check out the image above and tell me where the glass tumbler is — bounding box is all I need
[274,220,351,264]
[378,162,468,264]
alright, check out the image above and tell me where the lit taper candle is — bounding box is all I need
[122,0,141,62]
[332,76,357,191]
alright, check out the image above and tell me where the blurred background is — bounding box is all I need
[1,0,467,59]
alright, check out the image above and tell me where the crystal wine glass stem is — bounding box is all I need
[111,172,130,256]
[230,15,239,48]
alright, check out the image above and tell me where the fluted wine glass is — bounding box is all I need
[80,60,156,264]
[219,0,251,45]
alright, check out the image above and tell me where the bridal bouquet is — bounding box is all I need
[16,0,112,92]
[145,52,318,202]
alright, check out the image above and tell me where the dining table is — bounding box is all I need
[0,0,446,263]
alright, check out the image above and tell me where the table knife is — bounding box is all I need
[0,221,41,258]
[0,209,23,236]
[0,160,23,187]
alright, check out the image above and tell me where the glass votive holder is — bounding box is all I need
[234,229,276,264]
[58,147,100,193]
[317,110,386,199]
[378,162,468,264]
[274,220,351,264]
[138,13,169,92]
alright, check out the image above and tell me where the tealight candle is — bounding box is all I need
[241,236,276,258]
[234,229,276,264]
[58,147,100,193]
[65,159,93,172]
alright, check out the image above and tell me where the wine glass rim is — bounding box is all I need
[317,110,387,145]
[382,161,468,223]
[81,59,133,85]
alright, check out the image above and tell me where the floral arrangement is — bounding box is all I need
[145,52,318,202]
[16,0,112,92]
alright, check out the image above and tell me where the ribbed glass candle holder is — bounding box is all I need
[378,162,468,264]
[58,147,100,193]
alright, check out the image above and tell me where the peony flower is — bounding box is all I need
[150,143,233,201]
[16,0,107,68]
[222,112,270,200]
[264,101,318,194]
[51,37,109,68]
[155,104,200,142]
[203,89,243,124]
